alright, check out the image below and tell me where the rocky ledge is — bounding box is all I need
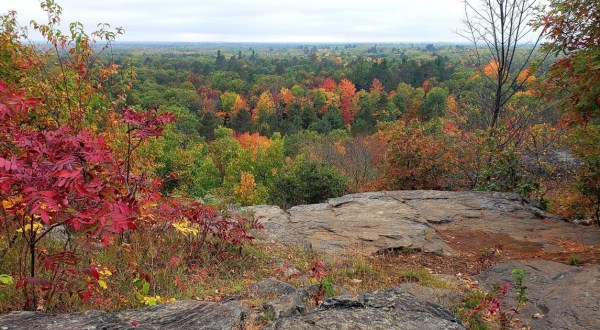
[2,191,599,330]
[0,300,247,330]
[0,280,465,330]
[2,261,598,330]
[249,190,599,256]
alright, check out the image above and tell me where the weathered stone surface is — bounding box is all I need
[476,260,600,330]
[246,278,299,298]
[269,287,466,330]
[263,291,309,319]
[249,190,600,257]
[3,192,598,330]
[245,279,351,320]
[0,286,465,330]
[0,300,248,330]
[397,283,464,310]
[246,279,310,319]
[249,191,455,256]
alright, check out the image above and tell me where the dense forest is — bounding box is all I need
[108,39,592,216]
[0,0,598,327]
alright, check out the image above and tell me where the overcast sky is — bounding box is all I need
[1,0,468,43]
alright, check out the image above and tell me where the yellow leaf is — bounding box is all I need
[172,219,199,237]
[98,280,107,290]
[143,296,157,306]
[16,222,43,235]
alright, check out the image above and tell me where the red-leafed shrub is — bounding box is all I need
[0,2,260,311]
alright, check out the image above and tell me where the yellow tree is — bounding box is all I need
[220,91,244,115]
[232,172,268,206]
[253,91,276,135]
[253,91,275,120]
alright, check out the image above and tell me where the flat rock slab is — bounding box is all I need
[249,191,455,256]
[476,260,600,330]
[269,287,466,330]
[0,285,465,330]
[249,190,600,257]
[0,300,247,330]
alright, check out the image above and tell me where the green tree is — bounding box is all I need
[220,91,242,115]
[198,111,220,141]
[421,87,449,120]
[312,88,328,114]
[209,127,241,182]
[300,103,318,129]
[271,157,347,209]
[308,119,332,134]
[283,130,321,157]
[393,82,413,114]
[352,90,376,135]
[150,128,220,197]
[323,106,345,131]
[231,108,252,133]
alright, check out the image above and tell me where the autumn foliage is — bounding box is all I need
[0,84,136,239]
[1,0,599,314]
[373,120,468,190]
[0,2,261,311]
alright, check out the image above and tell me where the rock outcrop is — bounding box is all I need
[2,191,598,330]
[250,191,456,256]
[0,283,464,330]
[249,190,599,257]
[476,260,600,330]
[0,300,248,330]
[245,278,351,320]
[269,287,465,330]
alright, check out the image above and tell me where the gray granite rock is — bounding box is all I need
[246,278,299,298]
[248,190,600,256]
[0,300,248,330]
[0,285,465,330]
[476,260,600,330]
[269,287,466,330]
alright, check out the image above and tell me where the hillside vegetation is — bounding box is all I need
[0,1,598,329]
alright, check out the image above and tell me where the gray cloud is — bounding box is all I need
[2,0,466,42]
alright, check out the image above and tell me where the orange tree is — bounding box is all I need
[371,120,472,191]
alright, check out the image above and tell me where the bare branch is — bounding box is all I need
[461,0,548,131]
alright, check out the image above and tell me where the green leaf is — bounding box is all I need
[0,274,14,286]
[321,278,335,298]
[141,281,150,296]
[132,277,150,295]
